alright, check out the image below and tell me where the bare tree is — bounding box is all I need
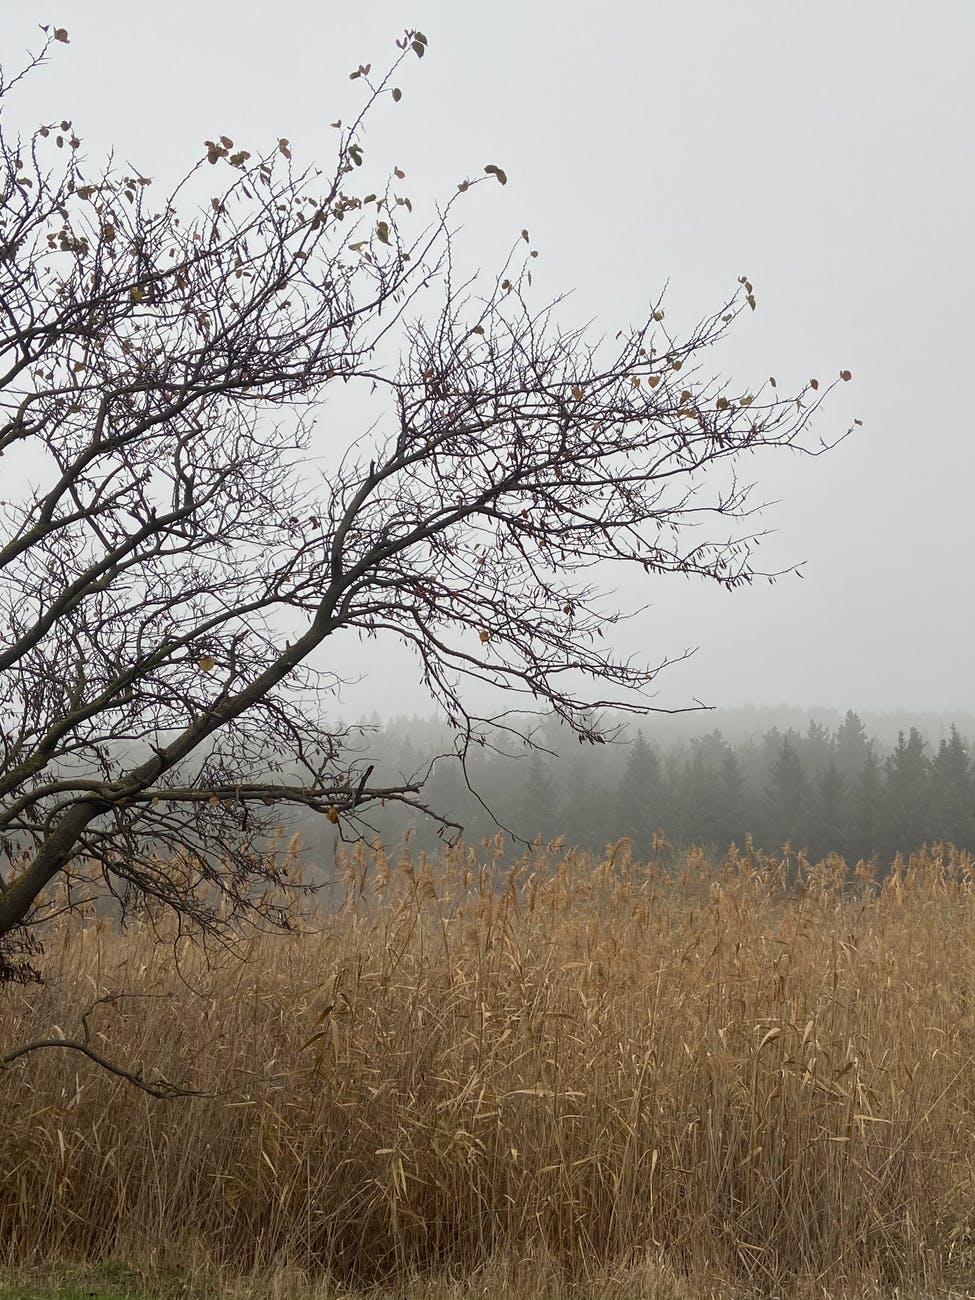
[0,26,851,968]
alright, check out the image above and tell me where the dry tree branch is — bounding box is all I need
[1,992,206,1099]
[0,24,851,974]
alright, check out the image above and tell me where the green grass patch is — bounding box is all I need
[0,1264,202,1300]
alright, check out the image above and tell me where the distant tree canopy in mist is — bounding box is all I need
[297,708,975,868]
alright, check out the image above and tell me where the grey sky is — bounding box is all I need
[3,1,972,718]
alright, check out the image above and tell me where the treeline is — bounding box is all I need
[301,710,975,866]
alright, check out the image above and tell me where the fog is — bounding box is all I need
[3,0,972,716]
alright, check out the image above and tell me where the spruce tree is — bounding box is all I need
[810,758,849,860]
[881,728,930,858]
[929,726,974,849]
[517,750,558,842]
[764,736,809,849]
[559,754,607,851]
[612,732,662,858]
[715,748,748,850]
[849,743,884,863]
[835,711,871,779]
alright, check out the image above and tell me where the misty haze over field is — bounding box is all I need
[2,0,973,721]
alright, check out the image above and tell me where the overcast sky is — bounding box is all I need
[3,1,973,720]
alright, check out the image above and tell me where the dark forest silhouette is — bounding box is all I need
[304,709,975,865]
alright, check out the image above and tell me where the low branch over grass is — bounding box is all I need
[1,992,205,1099]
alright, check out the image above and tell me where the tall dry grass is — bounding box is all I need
[3,837,975,1296]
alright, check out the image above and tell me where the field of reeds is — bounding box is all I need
[3,837,975,1300]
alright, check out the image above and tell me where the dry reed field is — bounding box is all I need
[4,837,975,1300]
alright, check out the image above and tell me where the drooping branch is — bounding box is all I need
[0,993,206,1100]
